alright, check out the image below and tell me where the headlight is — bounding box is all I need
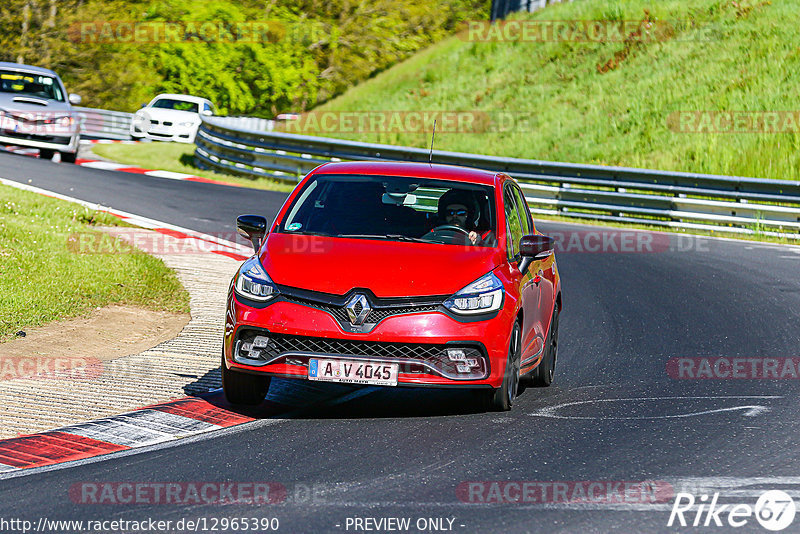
[443,272,504,315]
[56,116,74,127]
[234,257,278,301]
[179,121,195,127]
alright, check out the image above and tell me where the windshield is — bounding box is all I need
[151,98,199,113]
[0,70,64,102]
[279,174,496,246]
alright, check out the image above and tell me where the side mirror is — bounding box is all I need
[68,93,82,105]
[237,215,267,251]
[201,109,213,116]
[518,234,554,275]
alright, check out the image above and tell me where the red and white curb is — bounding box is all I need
[3,146,39,156]
[4,142,243,187]
[81,139,139,145]
[74,158,237,186]
[0,381,372,475]
[0,394,261,472]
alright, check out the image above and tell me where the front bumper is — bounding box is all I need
[0,129,79,153]
[140,125,197,143]
[224,294,515,389]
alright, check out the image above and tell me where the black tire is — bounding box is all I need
[222,354,271,406]
[488,321,521,411]
[39,149,55,160]
[60,151,77,164]
[533,303,560,387]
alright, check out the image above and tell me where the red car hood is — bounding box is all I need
[260,234,503,298]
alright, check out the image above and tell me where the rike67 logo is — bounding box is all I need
[668,490,796,531]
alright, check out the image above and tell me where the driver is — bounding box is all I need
[435,190,492,245]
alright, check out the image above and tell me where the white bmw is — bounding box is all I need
[131,94,215,143]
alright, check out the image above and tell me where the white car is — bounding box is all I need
[131,94,214,143]
[0,61,81,162]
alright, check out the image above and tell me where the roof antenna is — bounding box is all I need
[429,119,436,167]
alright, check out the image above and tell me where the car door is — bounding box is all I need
[503,183,545,367]
[511,184,555,336]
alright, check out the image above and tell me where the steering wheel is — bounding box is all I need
[425,224,472,244]
[430,224,471,236]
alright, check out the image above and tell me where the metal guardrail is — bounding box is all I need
[213,116,274,132]
[74,106,133,140]
[194,116,800,237]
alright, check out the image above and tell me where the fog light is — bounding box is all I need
[449,350,482,374]
[447,349,467,361]
[253,336,270,348]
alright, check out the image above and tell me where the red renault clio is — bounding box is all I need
[223,161,561,411]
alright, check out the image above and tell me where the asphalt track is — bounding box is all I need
[2,150,800,533]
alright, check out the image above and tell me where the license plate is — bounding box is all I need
[308,358,398,386]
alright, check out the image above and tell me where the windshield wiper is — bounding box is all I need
[339,234,429,243]
[283,230,331,237]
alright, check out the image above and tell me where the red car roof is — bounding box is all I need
[312,161,501,186]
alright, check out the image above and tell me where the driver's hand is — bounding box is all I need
[468,231,479,244]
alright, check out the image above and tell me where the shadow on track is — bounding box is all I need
[184,368,494,420]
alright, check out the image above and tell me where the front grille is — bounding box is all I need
[234,329,487,380]
[368,305,439,322]
[0,130,71,144]
[283,295,441,325]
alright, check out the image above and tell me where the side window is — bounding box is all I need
[511,186,533,235]
[503,186,523,260]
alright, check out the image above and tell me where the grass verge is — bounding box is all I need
[0,184,190,341]
[299,0,800,181]
[90,142,297,192]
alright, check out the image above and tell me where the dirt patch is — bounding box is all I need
[0,305,189,361]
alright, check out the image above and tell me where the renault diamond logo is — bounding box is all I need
[345,293,371,325]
